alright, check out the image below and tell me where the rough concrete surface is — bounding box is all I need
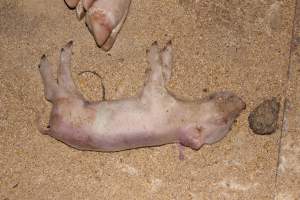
[0,0,298,199]
[275,0,300,199]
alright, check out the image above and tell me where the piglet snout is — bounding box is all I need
[210,91,246,120]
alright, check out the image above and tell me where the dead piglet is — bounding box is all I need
[64,0,131,51]
[38,41,245,155]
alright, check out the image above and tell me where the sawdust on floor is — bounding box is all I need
[0,0,297,199]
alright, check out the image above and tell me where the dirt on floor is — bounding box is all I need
[0,0,299,199]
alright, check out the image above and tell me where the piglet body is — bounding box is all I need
[39,41,245,153]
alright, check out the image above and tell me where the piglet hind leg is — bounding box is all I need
[39,55,58,102]
[39,41,83,101]
[38,41,98,149]
[39,42,85,119]
[38,49,68,135]
[38,48,79,103]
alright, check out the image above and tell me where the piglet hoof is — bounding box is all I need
[61,41,74,54]
[152,41,158,46]
[66,40,74,47]
[64,40,74,50]
[39,54,48,69]
[166,40,172,46]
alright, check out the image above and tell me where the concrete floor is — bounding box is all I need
[0,0,299,199]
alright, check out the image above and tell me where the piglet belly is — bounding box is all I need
[89,114,178,151]
[89,128,178,151]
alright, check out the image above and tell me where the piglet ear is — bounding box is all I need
[64,0,80,9]
[86,9,112,48]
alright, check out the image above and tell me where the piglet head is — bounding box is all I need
[209,91,246,122]
[85,7,112,48]
[194,91,245,146]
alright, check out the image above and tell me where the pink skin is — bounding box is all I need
[64,0,131,51]
[38,41,246,154]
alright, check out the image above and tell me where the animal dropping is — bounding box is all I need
[38,41,245,156]
[248,98,280,135]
